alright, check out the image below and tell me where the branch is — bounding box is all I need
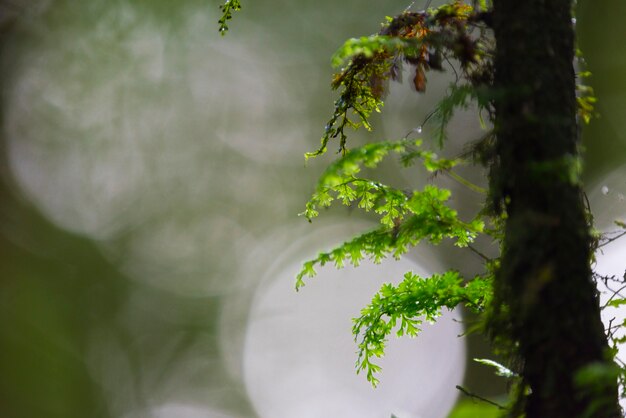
[468,243,491,262]
[601,282,626,311]
[455,385,507,410]
[598,230,626,249]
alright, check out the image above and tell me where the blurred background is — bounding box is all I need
[0,0,625,417]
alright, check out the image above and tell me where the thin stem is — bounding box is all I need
[445,169,488,194]
[602,283,626,311]
[468,244,491,262]
[420,108,438,129]
[455,385,507,410]
[444,54,460,83]
[598,230,626,249]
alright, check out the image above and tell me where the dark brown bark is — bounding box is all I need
[491,1,621,416]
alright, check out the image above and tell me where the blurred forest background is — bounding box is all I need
[1,1,625,417]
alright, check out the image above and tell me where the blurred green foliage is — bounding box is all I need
[446,399,501,418]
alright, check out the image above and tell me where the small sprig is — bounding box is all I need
[218,0,242,35]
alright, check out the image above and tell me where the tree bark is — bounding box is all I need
[491,0,621,416]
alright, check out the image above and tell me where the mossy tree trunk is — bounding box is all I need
[491,0,621,416]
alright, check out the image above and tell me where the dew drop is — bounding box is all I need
[602,185,610,195]
[415,126,422,134]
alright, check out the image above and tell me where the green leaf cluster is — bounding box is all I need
[447,399,501,418]
[297,139,485,290]
[296,195,484,290]
[302,138,460,221]
[352,271,493,385]
[331,36,420,69]
[218,0,242,35]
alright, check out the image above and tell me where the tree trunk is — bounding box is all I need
[491,0,621,416]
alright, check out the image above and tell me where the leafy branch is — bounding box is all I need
[301,138,463,221]
[296,190,485,289]
[352,271,493,385]
[309,0,493,157]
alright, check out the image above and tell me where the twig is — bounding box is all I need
[420,108,438,129]
[468,244,491,262]
[403,126,423,139]
[606,317,618,339]
[598,230,626,249]
[602,282,626,311]
[455,385,507,410]
[444,54,460,83]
